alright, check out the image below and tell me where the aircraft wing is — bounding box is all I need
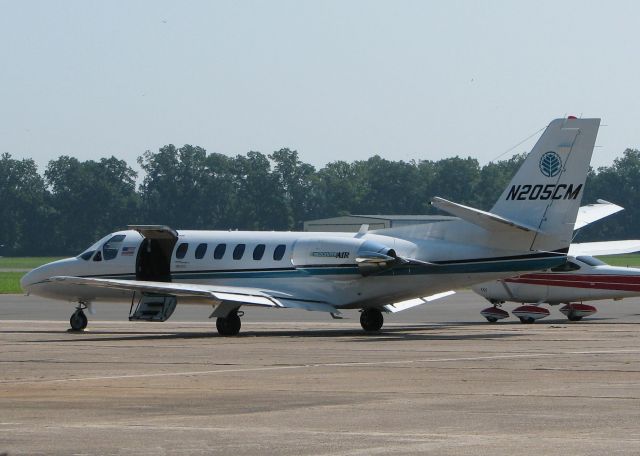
[569,240,640,257]
[574,200,624,230]
[383,290,455,313]
[50,276,339,313]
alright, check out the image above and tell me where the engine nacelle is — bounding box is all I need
[291,238,398,277]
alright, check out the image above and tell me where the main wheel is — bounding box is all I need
[485,317,498,323]
[567,313,583,322]
[360,308,384,332]
[216,312,241,336]
[69,310,88,331]
[519,316,535,324]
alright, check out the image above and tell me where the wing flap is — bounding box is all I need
[383,290,456,313]
[277,299,340,314]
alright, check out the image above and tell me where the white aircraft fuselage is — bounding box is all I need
[23,229,561,309]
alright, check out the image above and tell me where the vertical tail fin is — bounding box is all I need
[490,117,600,251]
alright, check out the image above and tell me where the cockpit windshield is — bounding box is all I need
[550,261,581,272]
[77,233,128,261]
[77,239,103,261]
[79,250,95,260]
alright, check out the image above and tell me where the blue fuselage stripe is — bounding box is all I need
[167,257,564,280]
[82,256,565,282]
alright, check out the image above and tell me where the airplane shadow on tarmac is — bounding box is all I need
[3,317,634,344]
[2,324,523,343]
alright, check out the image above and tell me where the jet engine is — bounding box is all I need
[291,237,407,277]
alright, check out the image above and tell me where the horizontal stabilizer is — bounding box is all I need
[383,291,455,313]
[569,240,640,257]
[431,197,540,234]
[574,200,624,230]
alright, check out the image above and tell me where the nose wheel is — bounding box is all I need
[69,309,88,331]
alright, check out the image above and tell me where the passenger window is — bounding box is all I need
[551,261,581,272]
[176,243,189,259]
[103,235,126,261]
[253,244,266,260]
[214,243,226,259]
[195,243,208,259]
[233,244,246,260]
[93,250,102,262]
[273,244,286,261]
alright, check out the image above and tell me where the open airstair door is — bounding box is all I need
[130,225,178,283]
[129,295,177,322]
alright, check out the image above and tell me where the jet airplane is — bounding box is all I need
[21,117,600,335]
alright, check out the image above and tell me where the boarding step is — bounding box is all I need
[129,295,177,322]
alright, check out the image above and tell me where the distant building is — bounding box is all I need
[303,215,456,232]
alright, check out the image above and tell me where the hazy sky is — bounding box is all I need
[1,0,639,173]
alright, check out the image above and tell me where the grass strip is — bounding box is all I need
[0,272,25,294]
[0,257,64,269]
[597,254,640,268]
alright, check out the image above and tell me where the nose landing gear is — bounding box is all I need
[69,303,89,331]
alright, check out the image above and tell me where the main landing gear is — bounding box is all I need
[360,308,384,332]
[69,303,89,331]
[216,310,242,336]
[479,302,598,323]
[480,304,509,323]
[559,303,597,321]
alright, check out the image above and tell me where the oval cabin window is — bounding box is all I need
[273,244,286,261]
[253,244,266,260]
[176,243,189,259]
[214,243,226,259]
[195,243,208,259]
[233,244,246,260]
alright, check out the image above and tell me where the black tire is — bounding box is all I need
[360,308,384,332]
[69,310,88,331]
[567,313,583,322]
[519,316,535,324]
[486,317,498,323]
[216,312,241,336]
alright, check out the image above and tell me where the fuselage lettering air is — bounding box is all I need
[311,251,350,259]
[506,184,582,201]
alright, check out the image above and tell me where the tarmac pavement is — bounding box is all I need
[1,292,640,455]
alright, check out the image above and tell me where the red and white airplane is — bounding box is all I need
[473,201,640,323]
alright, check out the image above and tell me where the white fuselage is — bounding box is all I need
[21,228,566,310]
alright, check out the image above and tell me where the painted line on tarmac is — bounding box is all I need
[3,348,640,385]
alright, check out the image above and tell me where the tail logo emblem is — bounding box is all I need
[539,151,562,177]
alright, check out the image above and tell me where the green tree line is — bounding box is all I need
[1,147,638,256]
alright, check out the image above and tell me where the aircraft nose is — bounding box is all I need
[20,257,78,293]
[20,266,44,292]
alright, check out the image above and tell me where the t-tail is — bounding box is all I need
[490,117,600,251]
[428,117,600,255]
